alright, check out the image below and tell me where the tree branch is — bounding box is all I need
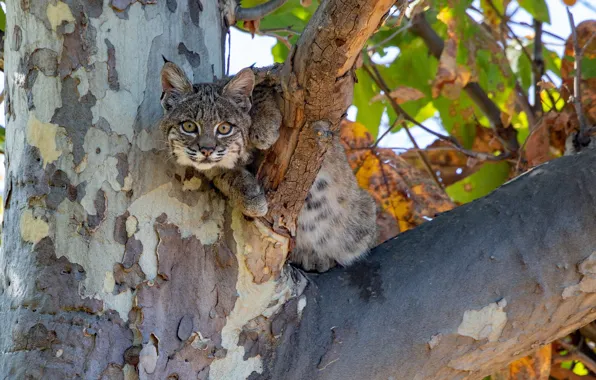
[410,13,520,155]
[566,8,591,148]
[235,0,289,21]
[263,148,596,379]
[532,20,545,116]
[257,0,395,234]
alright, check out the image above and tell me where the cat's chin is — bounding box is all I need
[176,156,238,171]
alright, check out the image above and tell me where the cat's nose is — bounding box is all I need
[200,147,215,157]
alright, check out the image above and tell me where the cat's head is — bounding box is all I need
[159,61,255,171]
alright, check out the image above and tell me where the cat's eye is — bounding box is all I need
[216,122,233,136]
[180,121,198,134]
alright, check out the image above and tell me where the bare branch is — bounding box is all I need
[566,8,591,148]
[532,20,545,116]
[235,0,289,22]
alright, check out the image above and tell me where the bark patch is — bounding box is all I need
[51,77,96,167]
[457,299,508,342]
[188,0,203,25]
[167,0,177,12]
[135,220,238,378]
[105,39,120,91]
[178,42,201,68]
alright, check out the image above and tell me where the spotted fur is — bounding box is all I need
[159,61,377,272]
[159,62,280,217]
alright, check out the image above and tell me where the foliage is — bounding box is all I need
[236,0,596,377]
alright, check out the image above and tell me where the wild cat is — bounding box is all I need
[159,61,377,272]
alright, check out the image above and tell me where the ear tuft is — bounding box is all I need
[223,68,255,100]
[161,61,193,95]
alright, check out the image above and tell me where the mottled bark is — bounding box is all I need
[0,1,298,378]
[3,0,596,379]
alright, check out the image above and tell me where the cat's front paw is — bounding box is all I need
[239,191,268,217]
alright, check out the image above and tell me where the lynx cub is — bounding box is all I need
[159,61,377,272]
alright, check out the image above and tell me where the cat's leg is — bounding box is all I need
[249,88,281,150]
[206,168,268,217]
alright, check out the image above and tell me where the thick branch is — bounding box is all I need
[235,0,289,21]
[263,149,596,379]
[410,13,520,154]
[257,0,394,233]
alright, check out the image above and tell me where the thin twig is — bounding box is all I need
[233,26,293,49]
[510,21,566,42]
[362,63,444,189]
[226,30,231,76]
[236,0,289,21]
[532,20,544,116]
[362,64,509,163]
[367,21,412,52]
[372,117,403,149]
[566,8,591,147]
[557,339,596,374]
[260,27,300,35]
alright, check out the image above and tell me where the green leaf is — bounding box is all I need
[581,57,596,79]
[271,41,289,62]
[433,94,478,149]
[517,0,550,23]
[543,47,562,77]
[561,360,573,370]
[446,161,510,203]
[353,68,385,138]
[0,6,5,32]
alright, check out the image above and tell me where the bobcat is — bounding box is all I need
[159,61,377,272]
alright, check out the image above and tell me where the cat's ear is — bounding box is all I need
[160,62,193,111]
[161,61,193,95]
[223,68,255,111]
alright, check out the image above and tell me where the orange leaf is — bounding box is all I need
[536,80,555,90]
[340,120,455,235]
[243,19,260,38]
[493,344,551,380]
[563,0,577,5]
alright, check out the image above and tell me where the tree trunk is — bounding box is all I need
[0,1,292,378]
[3,1,596,380]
